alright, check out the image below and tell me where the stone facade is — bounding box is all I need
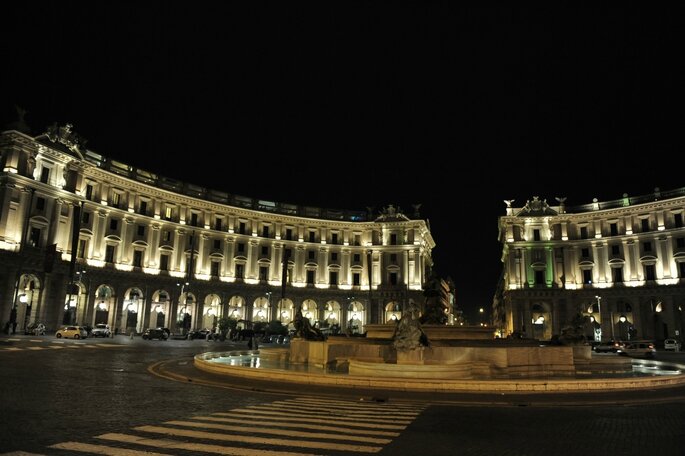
[496,191,685,344]
[0,125,435,334]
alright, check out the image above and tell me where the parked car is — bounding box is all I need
[91,323,111,338]
[593,340,624,353]
[25,322,46,335]
[188,328,212,340]
[55,325,88,339]
[142,328,169,340]
[618,341,656,358]
[663,338,681,351]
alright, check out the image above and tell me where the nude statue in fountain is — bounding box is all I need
[392,301,429,351]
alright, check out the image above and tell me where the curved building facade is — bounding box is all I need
[496,191,685,344]
[0,124,435,335]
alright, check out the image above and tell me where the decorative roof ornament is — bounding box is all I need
[375,204,410,222]
[555,196,567,214]
[517,196,557,216]
[45,122,87,154]
[503,199,515,215]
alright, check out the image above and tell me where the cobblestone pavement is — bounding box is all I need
[1,334,685,455]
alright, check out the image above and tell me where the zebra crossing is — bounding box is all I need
[41,396,425,455]
[0,341,122,352]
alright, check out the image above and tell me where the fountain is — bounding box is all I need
[194,307,685,393]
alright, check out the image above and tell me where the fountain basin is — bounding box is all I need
[194,339,685,393]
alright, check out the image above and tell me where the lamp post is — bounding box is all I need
[265,291,272,322]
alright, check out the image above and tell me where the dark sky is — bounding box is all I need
[2,4,683,321]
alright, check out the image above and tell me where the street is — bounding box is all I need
[2,335,685,455]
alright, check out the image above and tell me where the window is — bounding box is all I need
[109,219,118,230]
[211,261,220,277]
[533,229,541,241]
[111,192,120,208]
[581,248,590,258]
[677,238,685,248]
[306,270,315,284]
[352,272,361,286]
[643,242,652,252]
[139,200,147,215]
[390,253,397,263]
[133,250,143,268]
[390,272,398,285]
[137,225,145,236]
[680,262,685,279]
[237,243,245,253]
[185,257,193,275]
[354,234,361,246]
[535,270,545,285]
[613,267,623,283]
[261,246,269,257]
[77,239,86,259]
[308,250,315,260]
[285,248,292,259]
[329,271,338,285]
[85,184,94,200]
[331,233,338,244]
[160,254,169,271]
[40,167,50,184]
[309,231,316,242]
[28,227,41,247]
[676,213,684,228]
[582,269,592,284]
[105,245,115,263]
[259,266,269,281]
[390,233,398,245]
[82,212,90,224]
[331,252,338,262]
[164,206,173,220]
[239,222,246,234]
[353,253,361,262]
[644,264,656,281]
[162,231,171,242]
[580,226,588,239]
[35,197,45,211]
[611,245,620,255]
[213,239,221,250]
[641,218,650,232]
[610,223,618,236]
[262,226,269,238]
[235,264,244,279]
[285,228,293,240]
[190,212,198,226]
[215,218,222,231]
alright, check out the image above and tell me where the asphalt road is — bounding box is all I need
[2,335,685,456]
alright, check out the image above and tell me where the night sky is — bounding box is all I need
[2,5,683,321]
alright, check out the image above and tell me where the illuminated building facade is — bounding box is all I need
[0,124,435,335]
[495,191,685,344]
